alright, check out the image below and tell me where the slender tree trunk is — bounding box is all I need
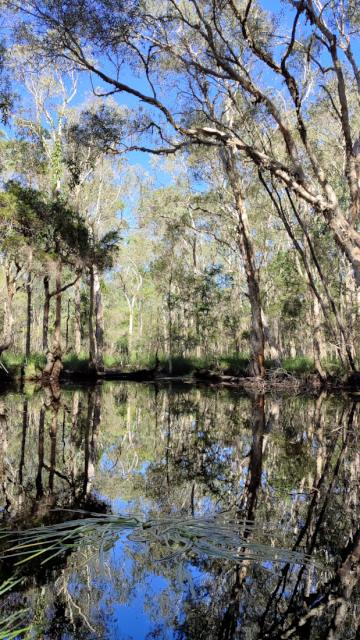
[43,259,63,382]
[93,265,104,372]
[261,311,281,364]
[0,261,18,356]
[223,150,266,377]
[128,305,134,353]
[42,275,50,353]
[344,266,357,364]
[167,272,173,375]
[138,301,143,339]
[313,296,326,380]
[74,277,81,356]
[236,215,265,377]
[25,268,32,359]
[65,299,70,353]
[89,265,96,369]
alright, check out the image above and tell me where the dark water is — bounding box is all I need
[0,382,358,639]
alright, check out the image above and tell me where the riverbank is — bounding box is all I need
[1,352,359,393]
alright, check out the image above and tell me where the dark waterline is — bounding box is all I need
[0,382,358,639]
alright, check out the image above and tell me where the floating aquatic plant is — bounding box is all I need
[0,511,314,568]
[0,511,318,639]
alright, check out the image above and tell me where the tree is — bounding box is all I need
[10,0,360,286]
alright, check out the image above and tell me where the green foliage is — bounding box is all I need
[24,353,46,379]
[4,181,91,262]
[103,353,122,368]
[0,352,46,380]
[282,357,315,375]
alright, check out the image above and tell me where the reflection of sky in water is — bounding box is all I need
[67,530,208,639]
[100,453,151,477]
[0,385,356,639]
[85,468,214,638]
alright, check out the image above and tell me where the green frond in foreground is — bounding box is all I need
[0,511,319,639]
[0,579,31,639]
[0,511,314,568]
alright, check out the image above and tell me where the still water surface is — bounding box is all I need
[0,382,358,639]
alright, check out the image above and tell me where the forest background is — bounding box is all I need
[0,0,359,383]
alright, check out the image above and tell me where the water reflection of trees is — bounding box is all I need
[0,384,105,520]
[0,383,358,639]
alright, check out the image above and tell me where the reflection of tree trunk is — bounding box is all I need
[92,385,101,451]
[70,391,80,492]
[278,528,360,640]
[83,397,91,496]
[49,406,58,493]
[219,394,265,640]
[74,278,81,355]
[260,403,354,638]
[0,402,6,482]
[0,402,11,511]
[36,406,45,499]
[243,394,265,521]
[326,528,360,639]
[82,387,101,497]
[89,386,101,492]
[18,399,28,485]
[43,275,50,353]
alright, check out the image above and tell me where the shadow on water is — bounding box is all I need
[0,382,358,639]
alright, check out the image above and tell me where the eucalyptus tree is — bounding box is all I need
[3,182,91,380]
[63,109,124,370]
[9,0,360,288]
